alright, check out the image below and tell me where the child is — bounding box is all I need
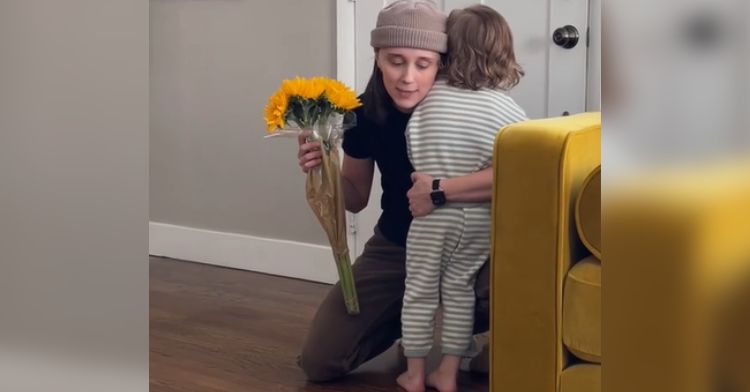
[398,5,528,392]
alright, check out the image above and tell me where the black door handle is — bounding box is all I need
[553,25,580,49]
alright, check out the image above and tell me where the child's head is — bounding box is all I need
[444,5,524,90]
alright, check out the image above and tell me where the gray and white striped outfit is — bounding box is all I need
[402,79,527,357]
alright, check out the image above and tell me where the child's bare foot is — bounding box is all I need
[426,368,458,392]
[427,354,461,392]
[397,370,425,392]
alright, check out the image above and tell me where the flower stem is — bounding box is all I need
[335,250,359,315]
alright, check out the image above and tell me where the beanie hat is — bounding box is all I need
[371,0,448,53]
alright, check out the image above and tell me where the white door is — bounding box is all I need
[342,0,591,256]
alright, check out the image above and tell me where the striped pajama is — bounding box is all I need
[401,80,527,357]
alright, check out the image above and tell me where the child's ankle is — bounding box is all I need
[406,356,427,374]
[438,354,462,372]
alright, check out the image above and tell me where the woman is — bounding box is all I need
[296,0,494,382]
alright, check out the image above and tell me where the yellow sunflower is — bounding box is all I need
[281,77,326,100]
[305,77,329,100]
[324,79,362,111]
[263,89,288,133]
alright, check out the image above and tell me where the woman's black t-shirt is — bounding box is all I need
[342,104,413,247]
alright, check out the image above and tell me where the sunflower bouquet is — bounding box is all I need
[264,76,362,315]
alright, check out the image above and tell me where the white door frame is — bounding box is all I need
[336,0,362,259]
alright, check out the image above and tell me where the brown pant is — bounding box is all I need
[298,227,490,381]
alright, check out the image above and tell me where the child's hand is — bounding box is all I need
[407,172,435,217]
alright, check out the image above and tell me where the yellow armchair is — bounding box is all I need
[489,112,750,392]
[489,113,601,392]
[605,163,750,392]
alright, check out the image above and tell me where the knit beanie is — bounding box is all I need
[370,0,448,54]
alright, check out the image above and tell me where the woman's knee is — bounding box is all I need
[474,259,490,299]
[298,340,351,382]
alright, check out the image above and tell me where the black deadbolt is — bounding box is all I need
[553,25,580,49]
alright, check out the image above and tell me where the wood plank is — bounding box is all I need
[150,256,488,391]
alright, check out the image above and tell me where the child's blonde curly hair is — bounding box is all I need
[443,5,524,90]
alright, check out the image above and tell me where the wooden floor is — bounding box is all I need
[150,256,488,392]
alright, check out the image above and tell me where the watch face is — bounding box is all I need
[431,191,446,206]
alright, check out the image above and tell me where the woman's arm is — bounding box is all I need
[298,133,374,213]
[441,167,493,202]
[341,155,374,213]
[407,167,493,217]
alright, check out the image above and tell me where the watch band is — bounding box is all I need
[430,178,446,207]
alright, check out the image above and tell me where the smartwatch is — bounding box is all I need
[430,178,447,206]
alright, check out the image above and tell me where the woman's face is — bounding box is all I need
[376,48,441,113]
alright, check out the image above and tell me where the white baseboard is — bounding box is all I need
[149,222,337,284]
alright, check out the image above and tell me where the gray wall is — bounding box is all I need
[0,1,148,390]
[150,0,336,245]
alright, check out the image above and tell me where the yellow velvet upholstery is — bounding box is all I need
[606,163,750,392]
[560,364,601,392]
[576,166,601,259]
[490,113,601,392]
[563,256,601,363]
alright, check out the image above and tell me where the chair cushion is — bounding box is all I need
[563,256,601,363]
[576,166,601,259]
[560,364,601,392]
